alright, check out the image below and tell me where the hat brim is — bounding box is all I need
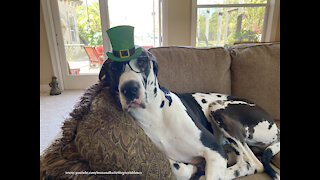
[106,47,143,62]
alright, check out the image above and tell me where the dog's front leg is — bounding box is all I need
[203,148,227,180]
[168,159,199,180]
[224,137,264,180]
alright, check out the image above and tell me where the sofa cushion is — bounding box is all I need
[229,43,280,120]
[75,85,174,179]
[40,83,175,180]
[149,46,231,94]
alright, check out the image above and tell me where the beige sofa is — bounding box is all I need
[40,42,279,180]
[149,42,280,179]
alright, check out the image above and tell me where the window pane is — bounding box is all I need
[57,0,105,75]
[108,0,159,48]
[197,0,267,5]
[196,6,266,47]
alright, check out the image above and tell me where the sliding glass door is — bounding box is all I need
[50,0,163,89]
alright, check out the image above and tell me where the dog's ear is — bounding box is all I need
[99,59,111,86]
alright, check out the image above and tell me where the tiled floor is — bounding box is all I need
[40,90,84,154]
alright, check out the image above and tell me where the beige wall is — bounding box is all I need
[167,0,192,46]
[40,0,54,85]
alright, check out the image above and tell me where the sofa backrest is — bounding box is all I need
[149,46,232,95]
[229,43,280,120]
[149,43,280,120]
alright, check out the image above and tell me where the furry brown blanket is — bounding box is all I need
[40,82,174,180]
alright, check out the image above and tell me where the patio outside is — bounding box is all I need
[65,44,104,75]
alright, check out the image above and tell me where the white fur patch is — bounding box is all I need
[203,148,227,180]
[246,121,278,145]
[169,159,197,180]
[192,93,255,114]
[192,93,228,115]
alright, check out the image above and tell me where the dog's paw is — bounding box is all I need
[169,159,197,180]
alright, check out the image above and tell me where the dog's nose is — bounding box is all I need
[120,80,140,100]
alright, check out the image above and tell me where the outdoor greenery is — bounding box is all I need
[76,1,103,46]
[74,0,266,47]
[197,0,267,46]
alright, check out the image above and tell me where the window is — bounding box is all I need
[193,0,268,47]
[55,0,164,77]
[108,0,161,48]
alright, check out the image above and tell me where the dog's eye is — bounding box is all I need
[137,59,147,68]
[128,57,149,73]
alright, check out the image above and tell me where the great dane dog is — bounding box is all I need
[99,48,280,180]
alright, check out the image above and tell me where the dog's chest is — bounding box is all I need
[131,94,204,163]
[148,124,203,163]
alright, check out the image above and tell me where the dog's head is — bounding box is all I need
[99,48,158,111]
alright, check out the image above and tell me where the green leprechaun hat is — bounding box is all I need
[106,25,142,62]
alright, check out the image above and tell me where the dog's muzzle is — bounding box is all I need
[121,80,139,100]
[120,80,146,109]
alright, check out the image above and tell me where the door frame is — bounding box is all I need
[41,0,65,90]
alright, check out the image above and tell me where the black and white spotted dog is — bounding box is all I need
[99,48,280,180]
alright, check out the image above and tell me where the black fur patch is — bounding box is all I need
[177,93,214,134]
[154,87,157,97]
[262,148,278,179]
[167,96,172,106]
[234,149,240,155]
[176,93,226,159]
[246,161,251,170]
[248,127,254,139]
[99,59,125,91]
[226,138,238,147]
[214,96,275,130]
[160,100,165,108]
[190,166,205,180]
[173,163,180,170]
[234,170,240,177]
[211,102,274,144]
[159,85,172,106]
